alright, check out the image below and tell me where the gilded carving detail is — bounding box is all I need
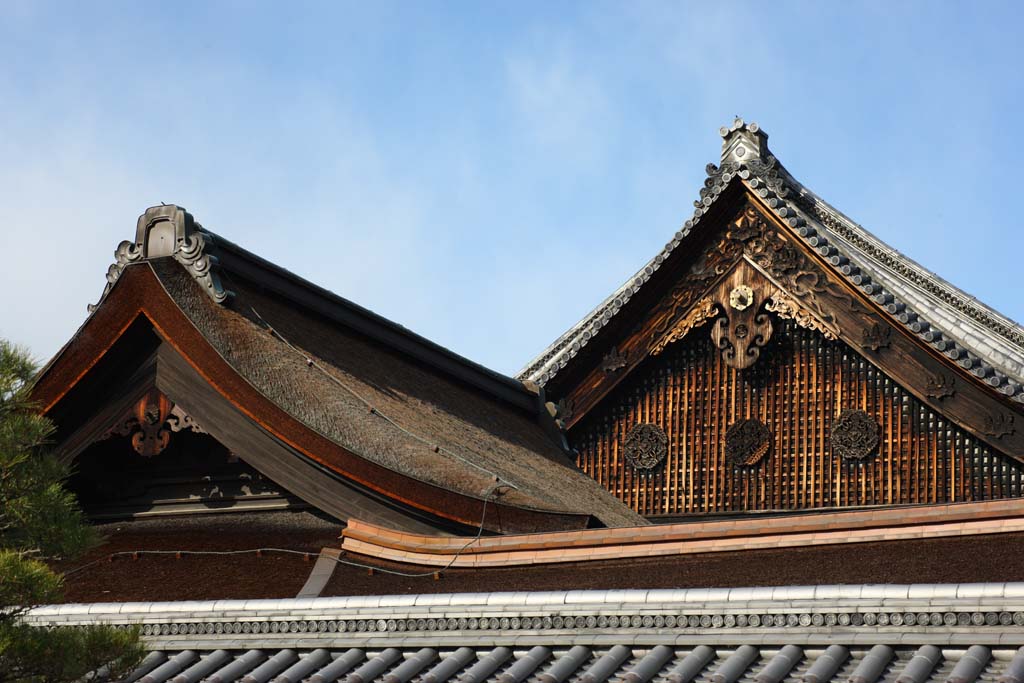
[729,285,755,311]
[651,298,718,356]
[647,203,862,358]
[764,293,838,340]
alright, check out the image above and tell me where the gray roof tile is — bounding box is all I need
[517,120,1024,406]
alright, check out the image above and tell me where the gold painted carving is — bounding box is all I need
[764,293,838,340]
[651,298,719,356]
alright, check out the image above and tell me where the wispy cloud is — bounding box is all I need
[505,45,614,169]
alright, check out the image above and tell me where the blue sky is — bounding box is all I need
[1,2,1021,376]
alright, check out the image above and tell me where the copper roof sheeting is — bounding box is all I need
[25,585,1024,683]
[340,499,1024,568]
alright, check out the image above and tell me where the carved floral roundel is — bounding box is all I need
[831,409,880,461]
[624,423,668,473]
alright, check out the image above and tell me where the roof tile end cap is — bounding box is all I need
[720,117,770,166]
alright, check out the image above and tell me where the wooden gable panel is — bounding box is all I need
[571,315,1021,517]
[559,196,1024,518]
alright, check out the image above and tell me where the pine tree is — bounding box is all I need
[0,340,143,682]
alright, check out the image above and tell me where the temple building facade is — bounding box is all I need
[24,121,1024,683]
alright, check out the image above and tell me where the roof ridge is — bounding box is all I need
[788,178,1024,347]
[518,122,1024,404]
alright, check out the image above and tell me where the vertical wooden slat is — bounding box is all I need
[571,319,1020,518]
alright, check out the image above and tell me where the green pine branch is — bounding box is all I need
[0,340,144,682]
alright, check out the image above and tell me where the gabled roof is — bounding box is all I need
[32,206,644,532]
[518,119,1024,404]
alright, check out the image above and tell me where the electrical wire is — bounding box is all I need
[62,485,499,581]
[245,304,517,494]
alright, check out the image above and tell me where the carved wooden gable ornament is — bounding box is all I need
[553,190,1023,464]
[517,119,1024,517]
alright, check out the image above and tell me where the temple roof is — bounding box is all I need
[27,585,1024,683]
[518,119,1024,403]
[33,206,644,532]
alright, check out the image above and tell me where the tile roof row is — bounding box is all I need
[518,119,1024,404]
[30,584,1024,682]
[104,643,1024,683]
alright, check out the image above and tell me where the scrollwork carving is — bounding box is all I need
[831,409,880,461]
[90,204,232,311]
[647,203,862,358]
[89,241,144,312]
[98,393,207,456]
[764,293,838,340]
[710,290,773,370]
[651,298,719,356]
[165,405,207,435]
[623,423,668,473]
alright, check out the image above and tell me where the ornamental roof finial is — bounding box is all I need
[720,117,770,165]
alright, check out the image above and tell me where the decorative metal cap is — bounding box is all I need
[135,204,197,258]
[89,204,232,311]
[720,117,770,165]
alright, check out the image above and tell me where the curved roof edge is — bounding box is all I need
[518,119,1024,406]
[89,205,541,416]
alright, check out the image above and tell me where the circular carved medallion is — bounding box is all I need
[725,419,772,466]
[831,409,880,461]
[623,423,668,472]
[729,284,755,311]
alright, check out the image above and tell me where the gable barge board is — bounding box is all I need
[545,183,750,404]
[558,193,1024,461]
[153,341,450,534]
[32,263,596,533]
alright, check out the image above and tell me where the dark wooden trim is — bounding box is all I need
[555,193,1024,460]
[31,263,594,534]
[744,194,1024,459]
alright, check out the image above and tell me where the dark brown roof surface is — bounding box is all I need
[149,255,643,529]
